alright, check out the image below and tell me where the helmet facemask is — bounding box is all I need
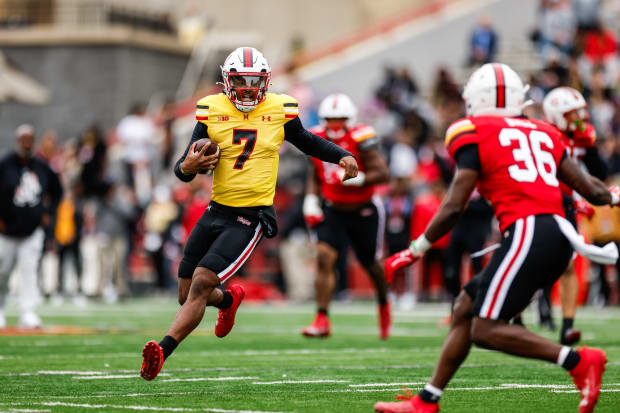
[223,70,270,112]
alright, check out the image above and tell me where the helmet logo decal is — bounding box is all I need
[492,63,506,108]
[243,47,252,68]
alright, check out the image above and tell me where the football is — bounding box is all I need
[193,138,219,156]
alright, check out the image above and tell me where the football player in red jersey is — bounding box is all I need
[302,93,391,339]
[542,87,608,345]
[375,64,619,413]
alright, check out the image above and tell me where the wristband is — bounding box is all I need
[409,234,431,255]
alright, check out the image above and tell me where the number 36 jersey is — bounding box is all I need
[445,116,567,232]
[195,92,299,207]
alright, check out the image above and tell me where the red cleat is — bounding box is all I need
[561,328,581,346]
[302,313,330,338]
[214,284,245,338]
[140,340,164,381]
[374,392,439,413]
[569,346,607,413]
[384,249,418,283]
[379,301,391,340]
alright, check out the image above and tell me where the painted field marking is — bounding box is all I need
[349,382,426,387]
[162,377,259,383]
[40,402,289,413]
[252,380,350,385]
[73,374,169,380]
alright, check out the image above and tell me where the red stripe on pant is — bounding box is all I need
[485,218,527,318]
[219,228,262,282]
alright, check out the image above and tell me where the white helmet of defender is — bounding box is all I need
[543,87,588,132]
[462,63,531,117]
[318,93,358,126]
[221,47,271,112]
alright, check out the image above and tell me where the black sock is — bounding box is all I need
[378,296,387,306]
[318,309,328,316]
[418,387,441,403]
[562,349,581,370]
[513,316,524,326]
[561,318,574,332]
[215,290,233,310]
[159,335,178,360]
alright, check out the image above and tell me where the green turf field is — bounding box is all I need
[0,298,618,412]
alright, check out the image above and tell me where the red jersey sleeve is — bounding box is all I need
[445,118,480,159]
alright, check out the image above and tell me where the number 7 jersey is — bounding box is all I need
[195,92,299,207]
[445,115,567,232]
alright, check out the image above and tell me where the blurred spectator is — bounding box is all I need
[573,0,602,31]
[143,185,180,292]
[96,183,138,303]
[116,103,157,206]
[536,0,577,65]
[384,150,416,310]
[78,124,108,198]
[579,21,618,89]
[0,124,62,328]
[52,187,85,305]
[468,14,498,66]
[160,101,177,170]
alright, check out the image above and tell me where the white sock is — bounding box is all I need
[556,346,571,367]
[424,383,443,400]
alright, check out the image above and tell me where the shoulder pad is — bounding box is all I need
[351,125,376,142]
[445,118,479,158]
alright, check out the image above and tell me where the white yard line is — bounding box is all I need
[39,402,288,413]
[162,377,259,383]
[73,374,169,380]
[349,382,426,388]
[252,380,350,385]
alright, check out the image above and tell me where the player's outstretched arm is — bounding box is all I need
[283,117,356,172]
[558,156,614,206]
[174,122,219,181]
[424,168,478,243]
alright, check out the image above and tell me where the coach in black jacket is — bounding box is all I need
[0,124,62,328]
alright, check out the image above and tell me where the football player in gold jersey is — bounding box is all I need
[140,47,358,380]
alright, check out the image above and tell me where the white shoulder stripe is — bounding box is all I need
[446,119,474,135]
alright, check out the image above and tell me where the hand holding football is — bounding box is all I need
[193,138,219,156]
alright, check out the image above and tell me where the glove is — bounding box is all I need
[609,186,620,206]
[574,199,595,219]
[384,234,431,283]
[303,194,324,227]
[572,122,596,145]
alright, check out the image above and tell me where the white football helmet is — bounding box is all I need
[318,93,358,139]
[318,93,357,122]
[462,63,530,117]
[221,47,271,112]
[543,87,588,131]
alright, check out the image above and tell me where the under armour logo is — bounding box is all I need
[243,114,249,120]
[262,115,271,122]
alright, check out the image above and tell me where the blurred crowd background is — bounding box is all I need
[1,0,620,317]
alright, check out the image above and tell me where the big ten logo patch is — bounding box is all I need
[218,116,229,121]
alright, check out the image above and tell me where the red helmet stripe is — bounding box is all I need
[243,47,252,67]
[493,64,506,108]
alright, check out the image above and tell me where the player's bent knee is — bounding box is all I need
[188,267,220,299]
[470,317,496,349]
[178,278,191,305]
[452,291,473,326]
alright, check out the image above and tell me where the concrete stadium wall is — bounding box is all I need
[0,44,188,148]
